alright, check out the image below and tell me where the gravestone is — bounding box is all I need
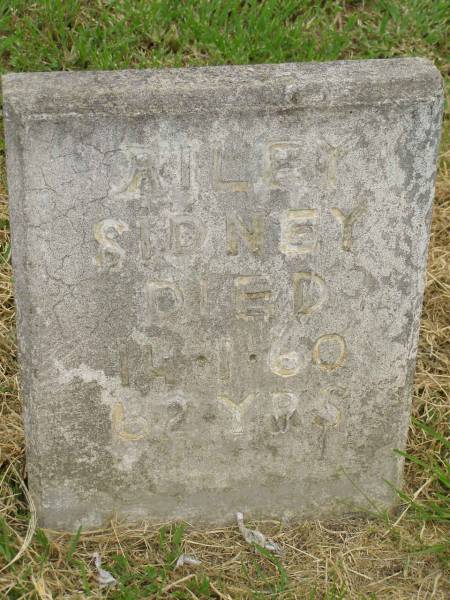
[3,59,443,530]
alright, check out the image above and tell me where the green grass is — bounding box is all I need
[0,0,448,74]
[0,1,448,598]
[395,419,450,525]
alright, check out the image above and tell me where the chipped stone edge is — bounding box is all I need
[3,102,45,512]
[1,58,444,120]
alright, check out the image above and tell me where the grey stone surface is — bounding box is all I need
[3,58,443,531]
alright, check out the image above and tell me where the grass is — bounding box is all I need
[0,0,449,598]
[0,0,449,71]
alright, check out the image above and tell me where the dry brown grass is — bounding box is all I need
[0,115,448,600]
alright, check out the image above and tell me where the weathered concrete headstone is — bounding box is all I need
[3,59,443,530]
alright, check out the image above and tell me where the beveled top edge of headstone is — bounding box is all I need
[2,57,443,119]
